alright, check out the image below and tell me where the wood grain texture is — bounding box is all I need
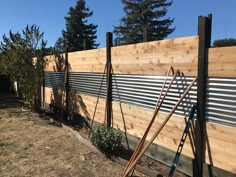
[44,36,198,75]
[43,90,236,173]
[208,46,236,77]
[42,37,236,173]
[111,36,199,76]
[68,48,106,72]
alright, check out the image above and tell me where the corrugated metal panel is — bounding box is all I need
[206,77,236,126]
[44,71,64,89]
[68,72,107,97]
[112,74,197,117]
[44,71,236,126]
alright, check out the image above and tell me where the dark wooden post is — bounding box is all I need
[65,47,69,119]
[83,39,87,50]
[143,26,148,42]
[106,32,113,128]
[42,70,45,109]
[195,14,212,177]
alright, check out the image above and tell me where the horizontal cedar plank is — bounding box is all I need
[68,63,197,75]
[44,87,53,103]
[205,148,236,173]
[68,59,106,66]
[208,46,236,77]
[205,136,236,158]
[69,56,105,63]
[68,48,106,59]
[207,123,236,144]
[112,112,190,142]
[112,48,198,60]
[111,108,188,132]
[208,46,236,62]
[112,36,198,56]
[112,63,197,76]
[69,65,105,73]
[113,117,195,158]
[112,54,198,65]
[208,62,236,77]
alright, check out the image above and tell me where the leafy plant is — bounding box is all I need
[0,25,47,108]
[91,125,122,153]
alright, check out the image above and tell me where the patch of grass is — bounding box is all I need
[0,140,12,147]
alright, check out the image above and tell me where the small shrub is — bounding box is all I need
[90,125,122,153]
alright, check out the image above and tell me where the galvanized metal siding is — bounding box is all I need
[112,74,197,117]
[44,71,236,126]
[68,72,107,97]
[44,71,64,89]
[206,77,236,126]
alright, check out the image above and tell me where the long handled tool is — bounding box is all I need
[89,64,107,135]
[123,77,197,177]
[123,66,176,175]
[168,104,197,177]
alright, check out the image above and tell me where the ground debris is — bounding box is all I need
[0,108,146,177]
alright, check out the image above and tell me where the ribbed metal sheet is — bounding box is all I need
[44,71,236,126]
[206,77,236,126]
[68,72,107,97]
[112,74,197,117]
[44,71,64,89]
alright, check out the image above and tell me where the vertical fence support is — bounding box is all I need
[195,14,212,177]
[143,26,148,42]
[42,69,45,109]
[83,39,87,50]
[65,47,69,119]
[106,32,113,128]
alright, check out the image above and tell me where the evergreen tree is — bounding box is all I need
[213,38,236,47]
[62,0,98,52]
[114,0,175,45]
[55,37,65,53]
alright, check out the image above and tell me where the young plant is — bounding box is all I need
[91,125,122,153]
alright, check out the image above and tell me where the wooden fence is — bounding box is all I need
[43,16,236,176]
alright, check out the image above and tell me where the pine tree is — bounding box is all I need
[55,37,65,53]
[213,38,236,47]
[114,0,175,45]
[62,0,98,52]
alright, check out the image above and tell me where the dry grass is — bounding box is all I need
[0,108,145,177]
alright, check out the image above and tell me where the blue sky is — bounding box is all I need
[0,0,235,48]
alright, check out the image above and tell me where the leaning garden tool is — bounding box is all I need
[168,104,197,177]
[123,77,197,177]
[123,66,177,175]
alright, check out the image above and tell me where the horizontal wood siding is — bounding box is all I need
[43,36,236,174]
[208,46,236,77]
[44,89,236,173]
[206,123,236,173]
[111,36,199,76]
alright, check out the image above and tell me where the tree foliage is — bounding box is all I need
[0,25,47,102]
[62,0,98,52]
[55,37,65,53]
[114,0,175,45]
[213,38,236,47]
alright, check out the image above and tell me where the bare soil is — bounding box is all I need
[0,96,188,177]
[0,107,146,177]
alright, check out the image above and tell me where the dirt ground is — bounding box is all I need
[0,106,146,177]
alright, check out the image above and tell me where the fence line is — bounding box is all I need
[42,18,236,175]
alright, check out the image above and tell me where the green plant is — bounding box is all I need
[90,125,122,153]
